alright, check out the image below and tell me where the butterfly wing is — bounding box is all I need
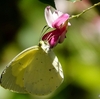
[0,45,39,93]
[23,47,64,95]
[0,41,64,95]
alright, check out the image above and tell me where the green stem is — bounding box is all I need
[69,2,100,20]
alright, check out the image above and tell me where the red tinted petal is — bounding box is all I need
[42,29,61,48]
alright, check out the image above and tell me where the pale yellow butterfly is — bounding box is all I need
[0,41,64,95]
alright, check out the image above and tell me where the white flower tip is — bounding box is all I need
[68,22,71,26]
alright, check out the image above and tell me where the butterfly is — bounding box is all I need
[0,40,64,95]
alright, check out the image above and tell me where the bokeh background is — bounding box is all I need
[0,0,100,99]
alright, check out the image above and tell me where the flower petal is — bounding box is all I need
[52,10,63,21]
[68,22,71,26]
[42,29,61,48]
[52,14,70,28]
[45,6,54,28]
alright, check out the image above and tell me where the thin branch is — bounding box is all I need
[69,2,100,20]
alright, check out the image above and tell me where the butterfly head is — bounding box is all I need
[39,41,50,53]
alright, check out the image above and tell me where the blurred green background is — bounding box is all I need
[0,0,100,99]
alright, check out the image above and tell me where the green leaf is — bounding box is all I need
[67,0,82,2]
[39,0,82,8]
[39,0,56,8]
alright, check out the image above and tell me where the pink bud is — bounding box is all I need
[42,6,71,48]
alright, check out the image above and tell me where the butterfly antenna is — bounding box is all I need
[39,25,50,41]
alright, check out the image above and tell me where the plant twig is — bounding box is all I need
[69,2,100,20]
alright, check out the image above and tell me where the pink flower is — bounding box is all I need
[42,6,71,48]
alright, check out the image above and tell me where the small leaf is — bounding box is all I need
[39,0,56,8]
[39,0,82,8]
[67,0,82,2]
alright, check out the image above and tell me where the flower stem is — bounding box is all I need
[69,2,100,20]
